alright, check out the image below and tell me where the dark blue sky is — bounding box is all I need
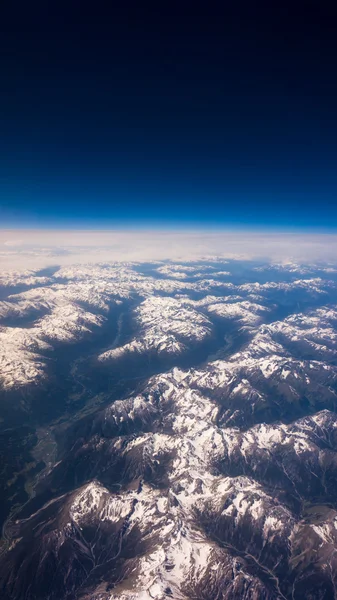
[1,2,337,229]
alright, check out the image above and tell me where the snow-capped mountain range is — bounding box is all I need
[1,259,337,599]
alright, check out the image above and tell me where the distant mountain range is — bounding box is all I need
[1,259,337,599]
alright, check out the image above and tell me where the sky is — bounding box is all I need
[0,2,337,230]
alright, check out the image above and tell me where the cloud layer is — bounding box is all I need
[1,229,337,270]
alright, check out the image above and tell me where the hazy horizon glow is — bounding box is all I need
[2,229,337,270]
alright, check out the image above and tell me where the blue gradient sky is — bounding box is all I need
[1,3,337,230]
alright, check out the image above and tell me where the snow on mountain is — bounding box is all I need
[254,262,337,276]
[1,261,336,395]
[238,277,333,297]
[0,270,52,290]
[0,302,107,389]
[156,264,231,280]
[99,296,213,361]
[0,326,52,389]
[4,354,337,597]
[3,260,337,598]
[207,300,271,326]
[0,280,127,389]
[232,306,337,364]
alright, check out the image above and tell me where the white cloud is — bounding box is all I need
[1,229,337,270]
[3,239,24,247]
